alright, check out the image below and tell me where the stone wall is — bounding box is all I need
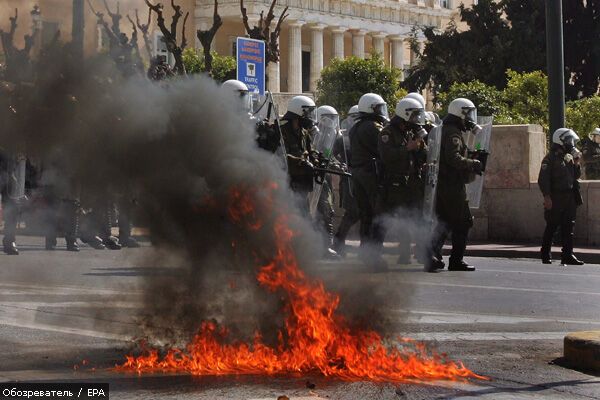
[470,124,600,246]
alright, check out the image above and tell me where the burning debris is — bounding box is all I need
[116,186,485,382]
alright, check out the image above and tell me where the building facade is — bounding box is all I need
[0,0,474,93]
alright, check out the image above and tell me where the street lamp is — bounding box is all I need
[545,0,565,134]
[72,0,85,59]
[30,5,42,32]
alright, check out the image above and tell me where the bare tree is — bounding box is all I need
[240,0,288,67]
[88,0,143,76]
[196,0,222,74]
[102,0,122,36]
[134,8,153,59]
[144,0,189,75]
[0,7,39,83]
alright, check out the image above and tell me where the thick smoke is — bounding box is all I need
[0,44,326,344]
[1,42,418,346]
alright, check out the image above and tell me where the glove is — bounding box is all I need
[299,158,314,171]
[471,159,483,175]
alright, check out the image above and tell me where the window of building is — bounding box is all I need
[153,32,174,64]
[97,25,110,52]
[440,0,451,9]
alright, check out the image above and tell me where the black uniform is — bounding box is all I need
[581,137,600,179]
[0,149,19,254]
[349,115,385,266]
[332,132,359,255]
[429,115,479,270]
[378,117,426,263]
[538,145,582,263]
[280,120,314,212]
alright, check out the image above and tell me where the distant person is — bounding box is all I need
[538,128,584,266]
[581,128,600,180]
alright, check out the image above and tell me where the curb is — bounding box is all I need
[564,331,600,372]
[450,248,600,265]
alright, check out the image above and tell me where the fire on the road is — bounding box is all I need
[116,184,486,382]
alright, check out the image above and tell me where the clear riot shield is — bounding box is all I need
[464,116,493,209]
[6,154,27,202]
[254,92,288,172]
[308,114,340,217]
[423,124,443,223]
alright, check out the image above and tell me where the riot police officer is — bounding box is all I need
[539,128,584,266]
[312,105,339,250]
[349,93,389,271]
[378,98,427,265]
[221,79,253,115]
[582,128,600,180]
[0,148,19,255]
[428,98,483,272]
[280,96,317,212]
[332,105,360,257]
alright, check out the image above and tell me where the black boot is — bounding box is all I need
[424,256,445,273]
[81,235,106,250]
[448,260,476,271]
[561,254,584,266]
[3,239,19,255]
[541,251,552,264]
[103,236,122,250]
[66,239,80,252]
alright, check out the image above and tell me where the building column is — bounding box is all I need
[352,29,366,58]
[410,39,424,67]
[287,20,304,93]
[267,59,280,93]
[390,35,406,80]
[309,24,325,92]
[371,33,386,57]
[331,26,346,59]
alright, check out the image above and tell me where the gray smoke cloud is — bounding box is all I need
[0,42,418,348]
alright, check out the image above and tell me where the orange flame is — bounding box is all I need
[117,184,486,382]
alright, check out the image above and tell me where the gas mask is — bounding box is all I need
[300,117,315,130]
[464,118,483,135]
[562,136,576,153]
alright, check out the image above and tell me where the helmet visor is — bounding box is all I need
[302,105,317,123]
[407,108,427,126]
[373,103,389,119]
[561,135,578,148]
[318,114,340,132]
[462,107,477,123]
[238,90,253,113]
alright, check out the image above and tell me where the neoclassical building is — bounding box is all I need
[197,0,473,93]
[0,0,474,94]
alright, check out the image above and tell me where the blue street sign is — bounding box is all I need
[236,37,266,96]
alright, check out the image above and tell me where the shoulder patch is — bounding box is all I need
[541,163,548,170]
[452,137,461,146]
[381,134,389,143]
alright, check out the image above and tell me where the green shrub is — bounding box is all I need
[566,96,600,138]
[182,48,236,83]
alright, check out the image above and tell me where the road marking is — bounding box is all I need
[410,281,600,297]
[0,319,131,341]
[481,269,600,278]
[402,331,568,341]
[392,309,600,326]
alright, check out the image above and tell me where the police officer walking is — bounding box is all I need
[428,98,483,272]
[378,97,427,265]
[332,105,360,257]
[0,148,20,255]
[581,128,600,180]
[280,96,318,212]
[349,93,389,271]
[539,128,584,266]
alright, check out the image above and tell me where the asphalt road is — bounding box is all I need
[1,236,600,399]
